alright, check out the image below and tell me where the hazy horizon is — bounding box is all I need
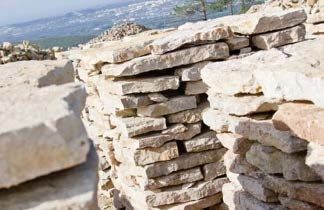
[0,0,133,26]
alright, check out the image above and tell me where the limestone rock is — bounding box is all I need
[0,144,98,210]
[146,168,203,190]
[175,61,209,82]
[137,96,197,117]
[113,141,179,166]
[202,108,308,153]
[203,159,226,181]
[173,122,202,140]
[224,151,259,176]
[184,131,222,153]
[97,76,180,95]
[306,142,324,181]
[252,25,306,50]
[146,178,229,207]
[144,148,227,178]
[208,91,281,116]
[263,175,324,207]
[222,183,285,210]
[273,103,324,145]
[148,93,168,102]
[226,36,250,50]
[307,12,324,24]
[216,133,252,154]
[0,60,74,89]
[150,25,231,54]
[237,175,278,202]
[113,116,166,137]
[185,80,208,95]
[167,101,208,124]
[102,43,229,77]
[246,143,320,181]
[278,196,320,210]
[0,84,89,189]
[77,29,174,65]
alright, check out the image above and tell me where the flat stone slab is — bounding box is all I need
[184,131,222,153]
[113,140,179,166]
[246,143,320,181]
[102,43,229,77]
[175,61,209,82]
[113,116,167,137]
[137,96,197,117]
[202,108,308,153]
[263,175,324,207]
[0,84,89,189]
[226,36,250,50]
[0,60,74,89]
[144,148,227,178]
[150,25,231,54]
[278,196,320,210]
[179,9,306,35]
[167,101,208,124]
[306,142,324,181]
[208,91,281,116]
[146,167,203,190]
[202,159,226,181]
[252,24,306,50]
[216,133,252,155]
[185,80,208,95]
[97,75,180,95]
[273,103,324,145]
[75,29,175,65]
[0,144,98,210]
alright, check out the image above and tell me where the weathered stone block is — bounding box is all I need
[184,131,222,153]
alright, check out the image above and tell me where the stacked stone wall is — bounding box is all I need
[68,8,318,210]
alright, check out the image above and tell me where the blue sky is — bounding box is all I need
[0,0,123,26]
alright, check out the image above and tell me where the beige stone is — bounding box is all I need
[216,133,252,154]
[173,122,202,140]
[76,29,174,64]
[306,142,324,181]
[202,108,308,153]
[146,178,228,207]
[307,12,324,24]
[102,43,229,77]
[203,159,226,181]
[113,141,179,166]
[167,101,208,124]
[97,76,180,95]
[0,84,89,189]
[150,25,231,54]
[0,144,98,210]
[278,196,320,210]
[0,60,74,88]
[252,25,306,50]
[146,167,203,190]
[148,93,168,102]
[185,80,208,95]
[175,61,209,82]
[263,175,324,207]
[144,148,227,178]
[222,183,285,210]
[137,96,197,117]
[237,175,278,202]
[273,103,324,145]
[226,36,250,50]
[246,143,320,181]
[113,116,166,137]
[184,131,222,152]
[224,151,259,176]
[208,91,281,116]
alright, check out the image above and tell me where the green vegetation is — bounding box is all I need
[31,35,95,49]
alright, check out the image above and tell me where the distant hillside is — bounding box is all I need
[31,35,95,49]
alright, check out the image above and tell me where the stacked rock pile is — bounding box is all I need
[248,0,324,37]
[88,22,150,45]
[202,38,324,209]
[0,60,98,209]
[0,41,56,64]
[68,8,310,209]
